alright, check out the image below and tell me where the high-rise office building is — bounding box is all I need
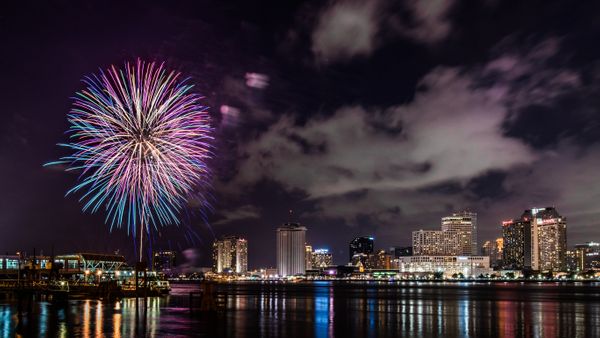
[412,230,461,256]
[212,236,248,274]
[441,211,477,256]
[522,207,567,272]
[502,219,532,270]
[502,207,567,272]
[276,223,307,276]
[311,249,333,268]
[349,237,374,261]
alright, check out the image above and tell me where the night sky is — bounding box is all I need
[2,0,600,268]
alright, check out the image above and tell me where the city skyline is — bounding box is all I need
[3,1,600,337]
[208,206,581,271]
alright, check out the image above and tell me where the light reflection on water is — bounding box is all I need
[0,282,599,337]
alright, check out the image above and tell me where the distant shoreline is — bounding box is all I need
[171,279,600,286]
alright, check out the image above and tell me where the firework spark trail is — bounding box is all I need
[47,60,213,249]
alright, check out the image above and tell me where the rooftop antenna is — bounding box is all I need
[288,209,293,223]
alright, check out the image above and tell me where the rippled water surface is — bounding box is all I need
[1,282,600,337]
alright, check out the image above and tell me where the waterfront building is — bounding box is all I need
[412,230,461,256]
[502,207,567,272]
[575,242,600,271]
[305,245,313,270]
[441,211,478,255]
[152,250,176,273]
[54,253,126,278]
[519,207,567,271]
[502,219,532,270]
[398,256,492,278]
[212,236,248,274]
[311,249,333,268]
[0,255,21,278]
[349,237,374,261]
[566,250,578,271]
[276,223,307,276]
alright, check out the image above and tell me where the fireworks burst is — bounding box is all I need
[47,59,212,257]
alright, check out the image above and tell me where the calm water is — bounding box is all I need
[1,281,600,337]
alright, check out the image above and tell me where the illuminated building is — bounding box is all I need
[481,238,503,269]
[575,242,600,271]
[412,230,461,256]
[523,207,567,271]
[565,250,578,271]
[212,236,248,274]
[305,245,313,270]
[276,223,307,276]
[152,250,176,272]
[398,256,492,278]
[349,237,374,261]
[350,253,370,269]
[481,241,493,257]
[441,211,478,255]
[502,207,567,272]
[311,249,333,268]
[502,219,532,270]
[374,250,392,269]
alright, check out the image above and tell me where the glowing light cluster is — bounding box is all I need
[48,59,212,236]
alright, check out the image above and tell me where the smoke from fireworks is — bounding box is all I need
[47,59,213,242]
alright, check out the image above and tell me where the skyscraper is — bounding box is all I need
[522,207,567,272]
[502,219,532,270]
[441,211,478,256]
[305,245,313,270]
[276,223,307,276]
[349,236,374,261]
[213,236,248,274]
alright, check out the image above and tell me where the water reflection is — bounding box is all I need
[0,283,599,337]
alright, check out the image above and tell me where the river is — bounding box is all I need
[1,281,599,337]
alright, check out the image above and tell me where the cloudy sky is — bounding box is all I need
[2,0,600,267]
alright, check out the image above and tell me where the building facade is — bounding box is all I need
[305,245,313,270]
[502,219,532,270]
[398,256,492,278]
[311,249,333,268]
[212,236,248,274]
[522,207,567,272]
[441,211,478,256]
[575,242,600,271]
[412,230,461,256]
[276,223,307,276]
